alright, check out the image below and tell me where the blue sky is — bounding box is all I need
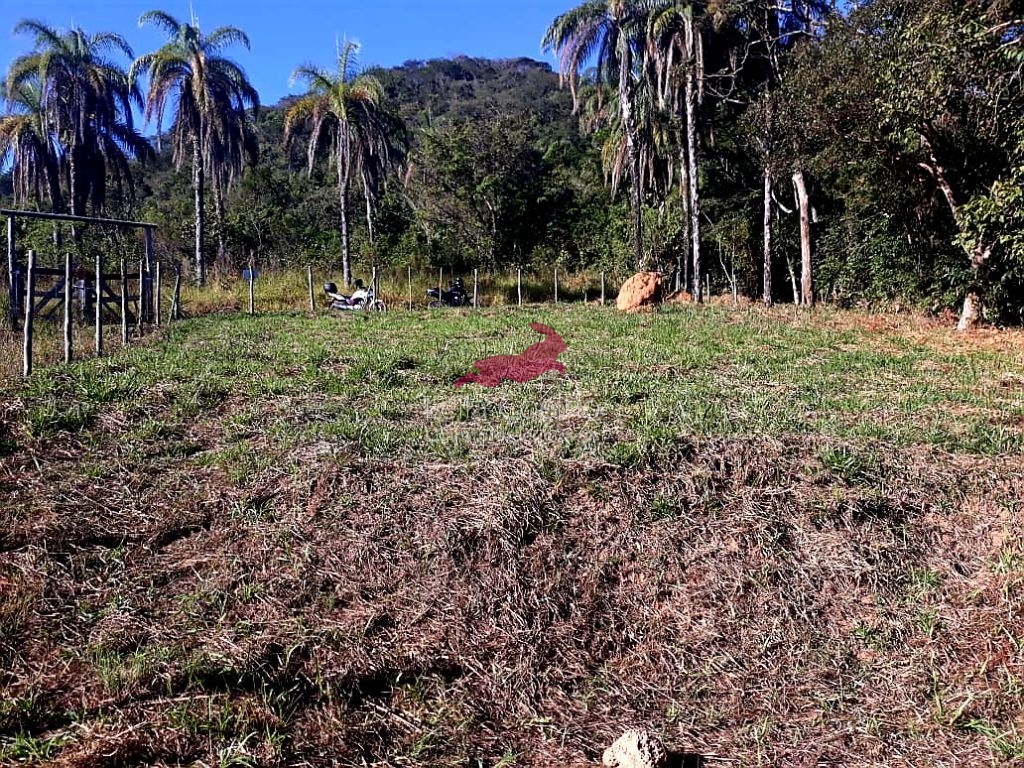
[0,0,573,109]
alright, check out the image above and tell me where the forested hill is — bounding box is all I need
[375,56,574,127]
[267,56,576,130]
[125,54,621,280]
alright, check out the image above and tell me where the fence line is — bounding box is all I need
[10,257,635,376]
[13,248,176,377]
[246,264,623,316]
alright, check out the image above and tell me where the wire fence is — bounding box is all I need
[3,260,638,378]
[239,264,632,315]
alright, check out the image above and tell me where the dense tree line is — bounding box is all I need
[2,1,1023,325]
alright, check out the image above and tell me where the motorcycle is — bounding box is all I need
[427,277,469,308]
[324,281,387,311]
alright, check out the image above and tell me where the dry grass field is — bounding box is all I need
[2,298,1024,766]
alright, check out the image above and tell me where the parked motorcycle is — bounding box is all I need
[427,277,469,308]
[324,280,386,311]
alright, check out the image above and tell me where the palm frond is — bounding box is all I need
[205,26,251,54]
[138,10,183,38]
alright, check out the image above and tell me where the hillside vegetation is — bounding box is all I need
[5,0,1024,324]
[2,305,1024,765]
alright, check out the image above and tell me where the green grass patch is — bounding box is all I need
[3,304,1023,461]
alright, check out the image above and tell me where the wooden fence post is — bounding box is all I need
[408,266,413,310]
[473,268,478,308]
[307,264,315,312]
[170,263,181,322]
[247,256,255,316]
[144,227,154,323]
[372,265,379,305]
[517,268,523,307]
[64,253,72,364]
[601,272,606,306]
[155,261,162,328]
[95,254,103,356]
[7,215,16,330]
[120,258,128,344]
[438,268,443,308]
[23,249,35,377]
[554,268,559,304]
[137,260,144,336]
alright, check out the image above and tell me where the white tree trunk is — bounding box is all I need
[193,136,206,285]
[338,147,352,287]
[685,64,701,302]
[618,50,644,271]
[957,241,993,330]
[214,181,227,268]
[957,291,983,331]
[763,166,772,307]
[787,256,800,305]
[793,170,812,306]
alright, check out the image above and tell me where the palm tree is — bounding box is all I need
[544,0,654,270]
[285,40,396,286]
[356,103,406,248]
[207,102,258,266]
[584,77,675,203]
[132,11,259,284]
[0,75,63,211]
[648,0,706,300]
[8,20,148,220]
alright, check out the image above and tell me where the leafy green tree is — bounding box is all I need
[207,99,258,267]
[873,0,1024,327]
[132,11,259,284]
[403,111,547,269]
[775,0,1024,325]
[285,41,399,286]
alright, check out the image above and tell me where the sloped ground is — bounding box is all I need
[2,305,1024,766]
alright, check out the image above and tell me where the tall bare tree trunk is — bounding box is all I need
[365,191,375,246]
[957,241,993,330]
[68,143,80,244]
[787,255,800,305]
[214,181,227,268]
[763,166,773,307]
[338,148,352,287]
[630,151,644,270]
[793,170,812,306]
[362,170,376,246]
[685,65,701,302]
[677,153,691,292]
[619,53,644,271]
[919,132,988,330]
[193,136,206,285]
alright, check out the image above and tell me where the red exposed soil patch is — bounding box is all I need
[454,322,567,387]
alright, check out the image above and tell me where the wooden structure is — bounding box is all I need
[4,208,158,331]
[4,209,162,376]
